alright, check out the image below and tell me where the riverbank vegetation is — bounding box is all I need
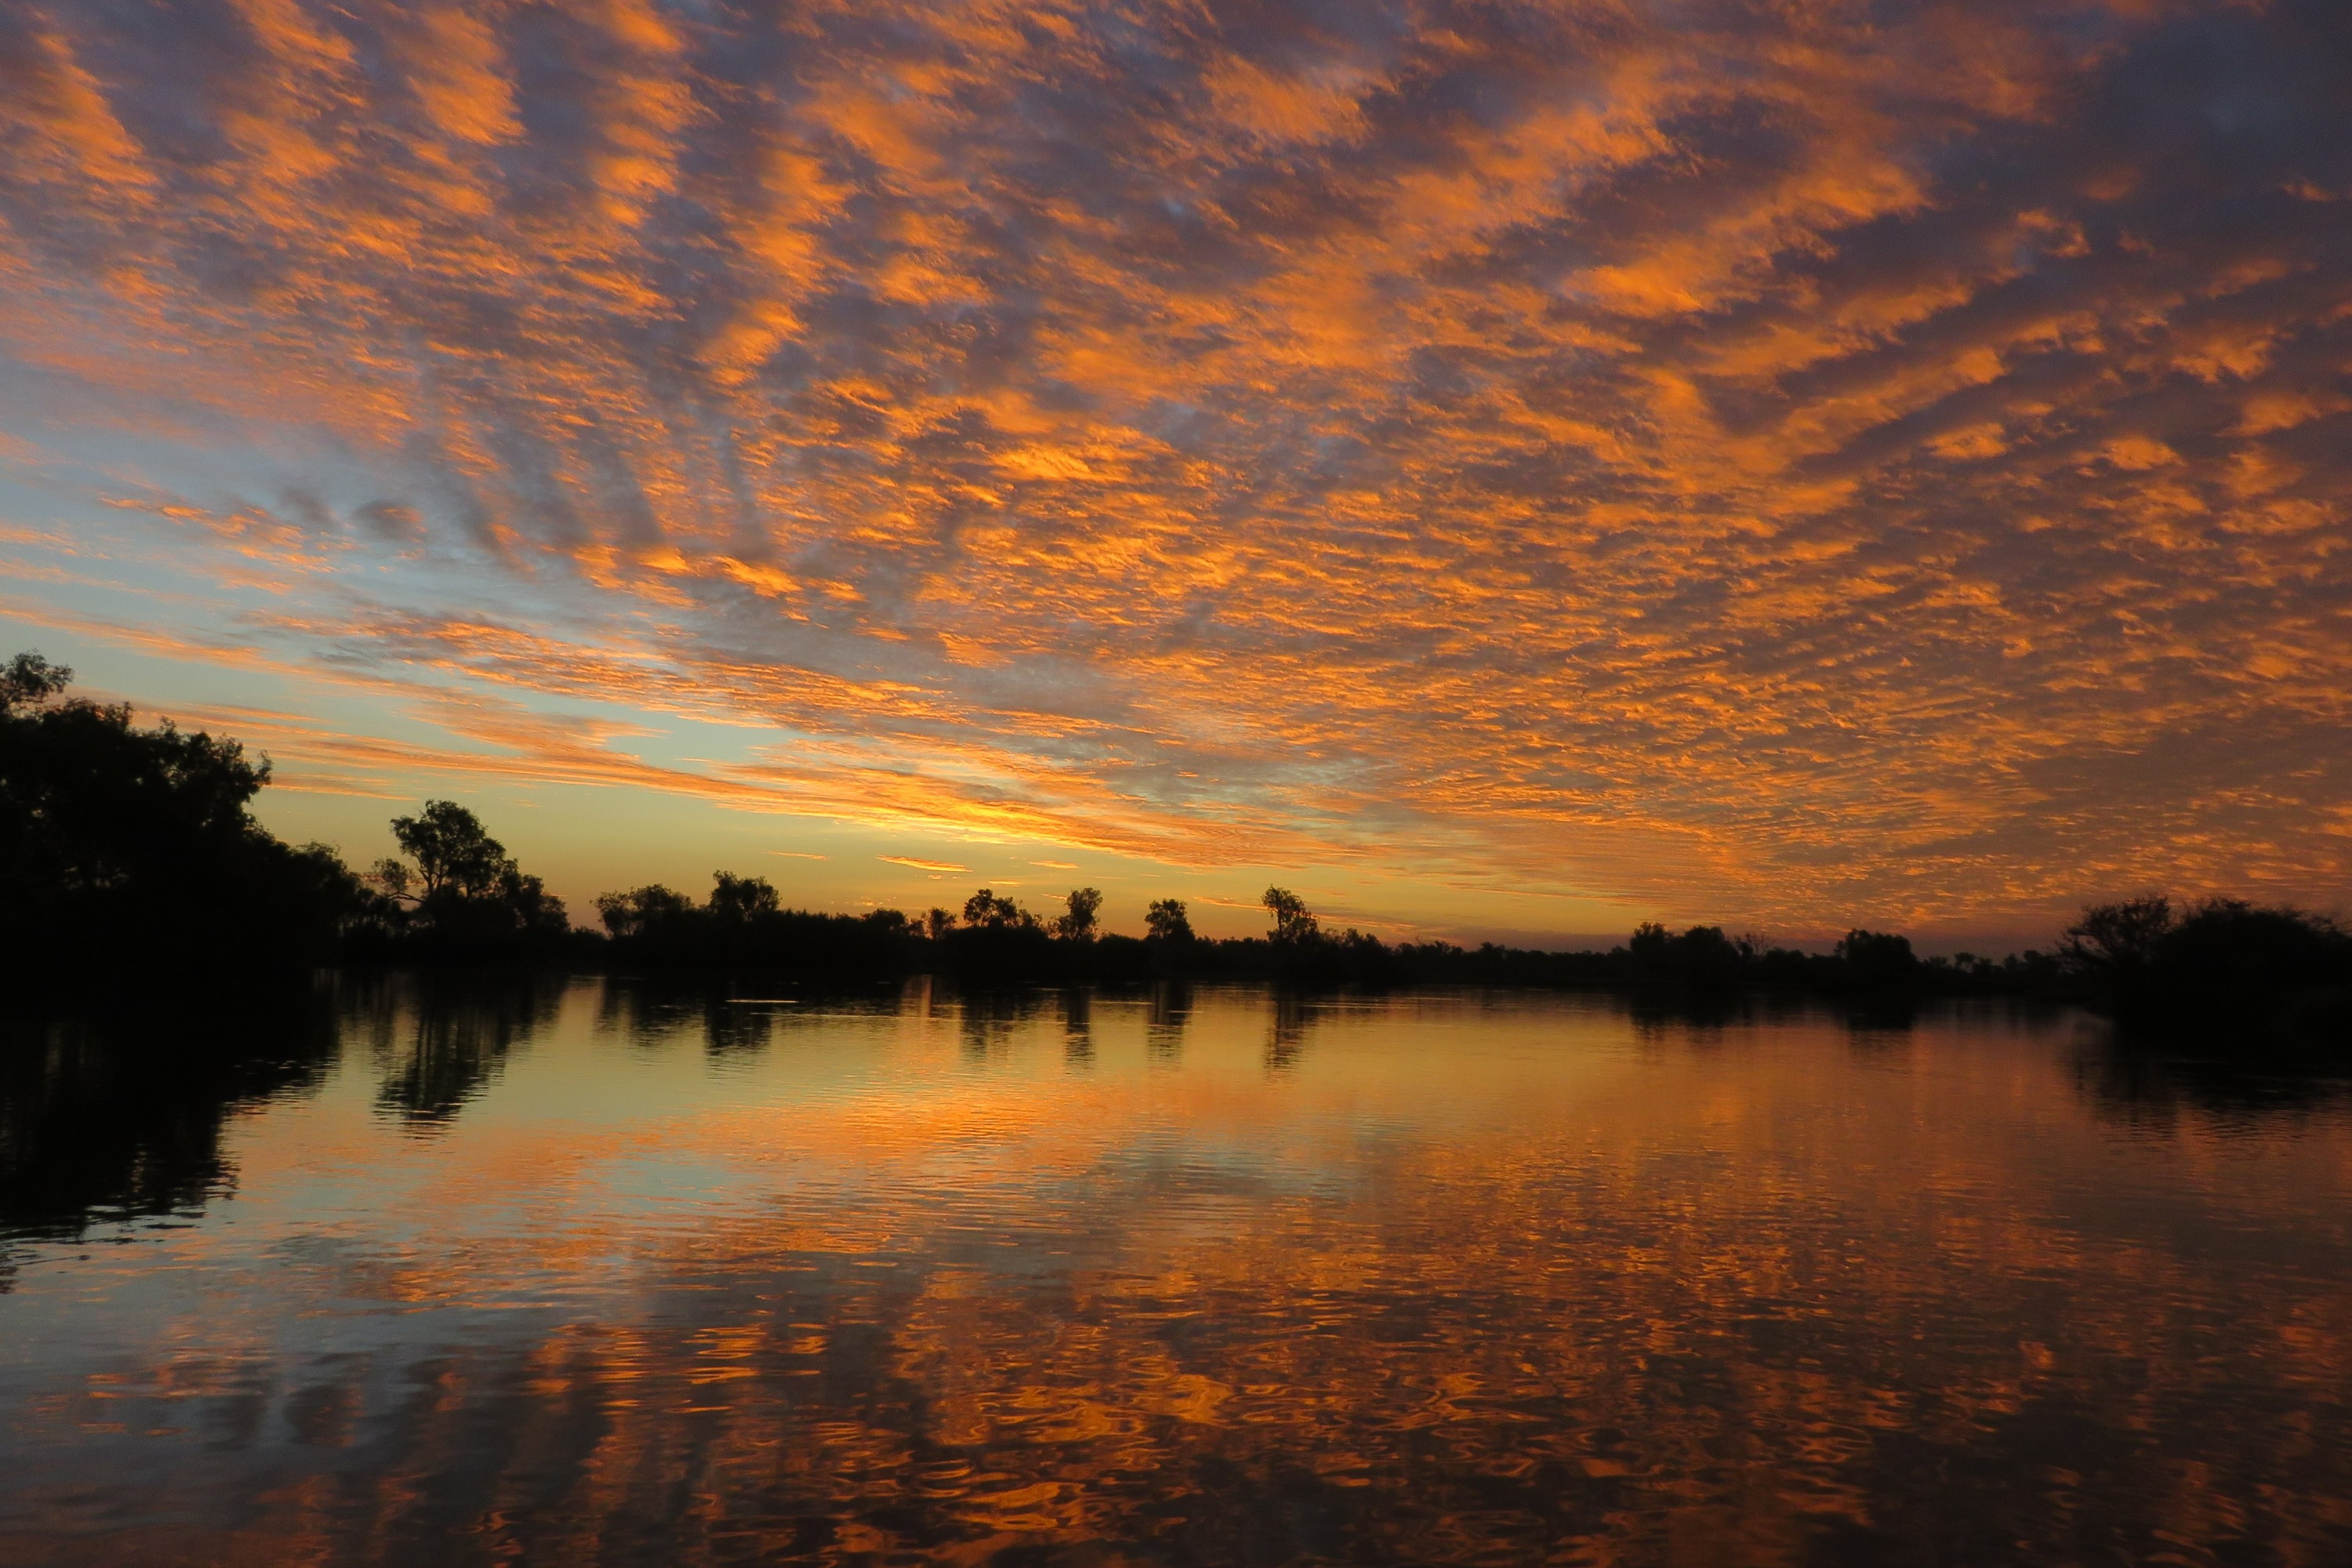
[4,652,2345,1051]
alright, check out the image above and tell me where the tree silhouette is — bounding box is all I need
[376,800,568,945]
[1,649,365,977]
[1,651,71,713]
[594,884,696,938]
[2063,895,2352,1047]
[1146,898,1194,943]
[1835,928,1921,989]
[390,800,512,898]
[13,644,2330,1018]
[962,887,1028,929]
[1053,887,1102,942]
[1262,887,1319,946]
[589,871,921,980]
[1628,923,1752,990]
[2058,895,2174,982]
[709,872,781,923]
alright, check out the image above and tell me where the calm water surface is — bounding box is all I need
[2,979,2348,1566]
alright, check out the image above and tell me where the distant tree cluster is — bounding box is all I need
[593,873,916,979]
[4,650,2345,1056]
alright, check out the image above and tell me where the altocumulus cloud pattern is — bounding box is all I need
[0,0,2347,927]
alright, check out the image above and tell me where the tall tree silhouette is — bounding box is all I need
[1053,887,1102,942]
[372,800,568,949]
[388,801,514,898]
[1262,887,1319,946]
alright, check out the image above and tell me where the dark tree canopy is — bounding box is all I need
[709,873,781,924]
[1835,929,1921,989]
[1146,898,1194,944]
[0,651,365,978]
[1053,887,1102,942]
[592,872,914,979]
[1262,887,1319,946]
[2061,896,2352,1047]
[373,800,568,949]
[1,651,72,714]
[962,888,1029,930]
[595,884,697,938]
[391,800,511,899]
[2058,895,2176,982]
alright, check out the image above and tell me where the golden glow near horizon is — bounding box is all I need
[1,1,2347,940]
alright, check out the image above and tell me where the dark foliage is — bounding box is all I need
[597,874,919,981]
[2061,896,2352,1054]
[0,652,370,982]
[571,877,2328,1042]
[9,652,2342,1049]
[0,985,339,1256]
[1835,928,1922,991]
[361,800,579,964]
[0,652,597,979]
[1051,887,1103,942]
[1628,923,1751,991]
[368,973,567,1126]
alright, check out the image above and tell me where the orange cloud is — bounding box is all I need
[0,0,2346,931]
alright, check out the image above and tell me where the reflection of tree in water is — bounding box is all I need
[64,1076,2351,1568]
[593,981,710,1048]
[596,982,909,1057]
[902,974,942,1022]
[1628,994,1746,1051]
[700,996,776,1057]
[0,988,337,1279]
[374,978,562,1129]
[1843,999,1919,1052]
[1147,981,1192,1063]
[959,990,1042,1063]
[1060,989,1094,1068]
[2080,1034,2352,1131]
[11,995,2352,1563]
[1265,989,1310,1073]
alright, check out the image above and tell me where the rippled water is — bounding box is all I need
[2,978,2348,1566]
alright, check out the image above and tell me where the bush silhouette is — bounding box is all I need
[2063,896,2352,1049]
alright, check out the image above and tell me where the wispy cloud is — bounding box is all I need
[1,0,2347,927]
[878,856,969,874]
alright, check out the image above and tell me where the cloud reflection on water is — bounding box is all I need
[1,981,2347,1563]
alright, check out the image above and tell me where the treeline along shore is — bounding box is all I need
[5,652,2347,1053]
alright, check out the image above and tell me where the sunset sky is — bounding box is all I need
[2,0,2346,946]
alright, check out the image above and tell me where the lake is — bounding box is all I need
[2,978,2348,1566]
